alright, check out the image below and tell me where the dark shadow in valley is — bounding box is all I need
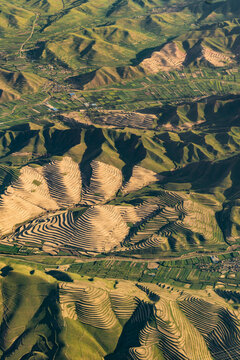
[105,299,154,359]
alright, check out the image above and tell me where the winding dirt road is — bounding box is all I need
[19,13,39,58]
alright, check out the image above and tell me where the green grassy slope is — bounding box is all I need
[0,260,240,360]
[0,0,240,91]
[1,0,240,357]
[1,92,240,255]
[0,68,47,103]
[0,0,240,123]
[0,263,66,359]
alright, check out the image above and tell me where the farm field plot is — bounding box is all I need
[68,252,240,290]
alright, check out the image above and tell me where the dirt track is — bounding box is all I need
[1,248,238,267]
[19,13,39,58]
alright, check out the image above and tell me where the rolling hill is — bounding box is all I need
[1,0,240,357]
[0,99,240,256]
[0,260,240,359]
[66,18,240,89]
[0,68,47,103]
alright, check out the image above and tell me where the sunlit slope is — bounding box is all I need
[59,278,240,360]
[0,1,34,31]
[1,111,240,253]
[0,263,65,360]
[1,0,240,74]
[0,260,239,360]
[0,155,225,256]
[0,140,226,255]
[7,189,223,255]
[0,69,46,103]
[0,156,81,234]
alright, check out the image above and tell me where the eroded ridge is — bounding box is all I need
[57,280,239,359]
[7,188,223,255]
[81,160,122,205]
[59,282,118,329]
[122,166,162,195]
[0,157,81,235]
[72,205,129,253]
[179,296,240,359]
[43,157,82,207]
[0,156,166,237]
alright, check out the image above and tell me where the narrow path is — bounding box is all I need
[19,12,39,58]
[63,249,239,263]
[80,85,149,93]
[1,249,238,266]
[78,79,239,95]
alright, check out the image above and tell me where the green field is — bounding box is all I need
[67,252,240,290]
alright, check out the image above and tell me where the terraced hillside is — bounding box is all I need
[0,146,227,256]
[1,100,240,256]
[57,279,240,359]
[6,191,223,255]
[1,0,240,358]
[0,259,239,360]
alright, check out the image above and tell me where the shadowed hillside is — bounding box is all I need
[1,0,240,358]
[0,259,239,360]
[1,97,240,256]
